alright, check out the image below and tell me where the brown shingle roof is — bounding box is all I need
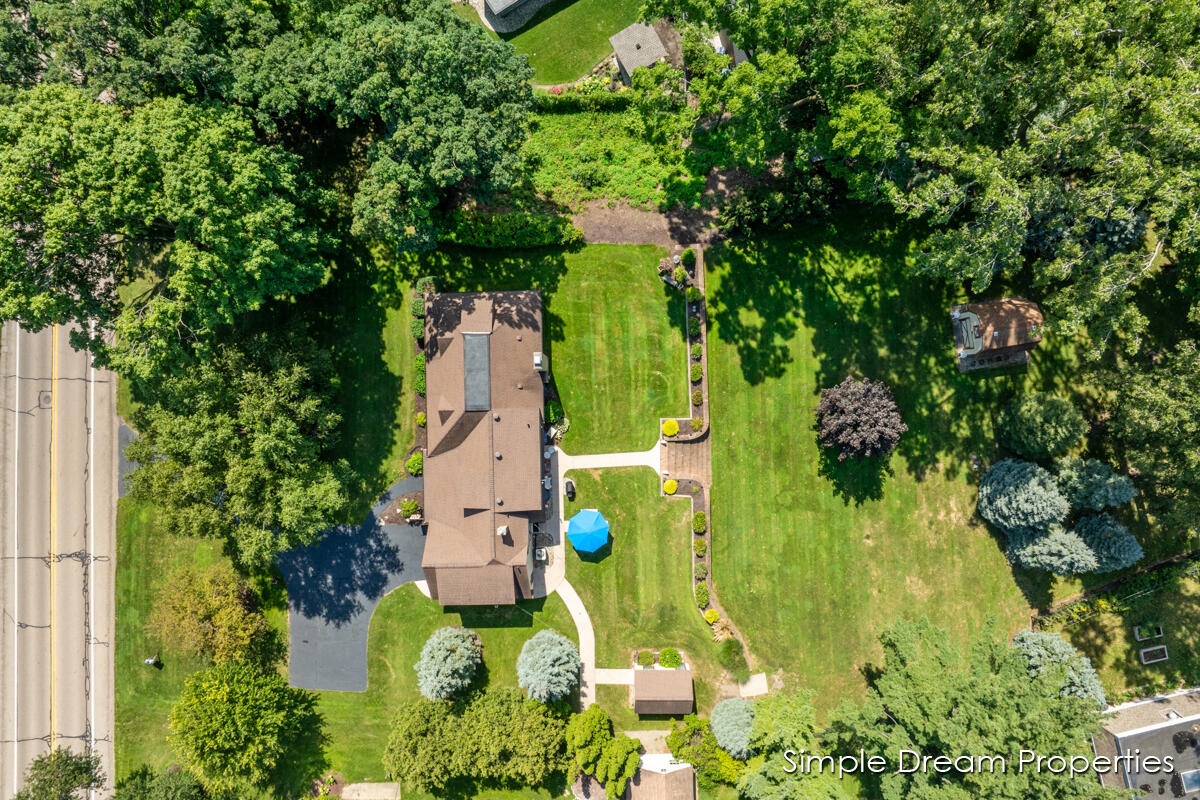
[952,297,1043,356]
[421,291,545,606]
[634,669,694,715]
[627,756,695,800]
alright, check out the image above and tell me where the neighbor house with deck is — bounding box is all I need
[420,291,550,606]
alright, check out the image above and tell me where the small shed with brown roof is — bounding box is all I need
[950,296,1043,372]
[634,669,694,715]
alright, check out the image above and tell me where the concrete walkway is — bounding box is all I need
[556,443,661,475]
[628,730,672,754]
[341,783,401,800]
[555,579,597,707]
[739,673,769,698]
[595,668,635,685]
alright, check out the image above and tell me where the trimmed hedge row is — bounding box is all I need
[415,352,426,396]
[440,210,584,249]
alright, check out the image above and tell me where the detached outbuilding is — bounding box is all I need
[633,668,694,715]
[609,23,669,84]
[950,297,1043,372]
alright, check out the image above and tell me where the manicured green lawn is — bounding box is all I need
[317,584,577,787]
[405,243,685,454]
[704,212,1075,715]
[563,467,723,726]
[453,0,643,85]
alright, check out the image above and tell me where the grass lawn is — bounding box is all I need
[1056,577,1200,699]
[403,243,684,454]
[703,211,1084,716]
[563,468,724,726]
[317,584,577,789]
[452,0,642,85]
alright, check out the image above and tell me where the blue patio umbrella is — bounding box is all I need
[567,509,610,553]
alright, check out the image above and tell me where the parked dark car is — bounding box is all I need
[564,478,576,501]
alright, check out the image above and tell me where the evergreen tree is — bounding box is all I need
[517,630,581,703]
[1075,514,1143,573]
[977,459,1069,537]
[414,627,483,701]
[710,698,755,760]
[737,692,849,800]
[827,620,1123,799]
[1012,631,1107,708]
[1011,525,1100,575]
[1055,457,1138,511]
[998,393,1087,460]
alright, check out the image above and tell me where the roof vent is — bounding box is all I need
[516,335,522,342]
[636,42,642,49]
[494,413,501,421]
[495,451,502,460]
[517,383,524,390]
[497,525,509,537]
[496,497,504,506]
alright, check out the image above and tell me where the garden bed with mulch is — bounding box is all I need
[379,491,424,525]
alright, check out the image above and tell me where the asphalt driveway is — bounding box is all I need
[278,477,425,692]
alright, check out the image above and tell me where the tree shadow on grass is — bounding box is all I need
[706,207,1086,482]
[269,693,330,799]
[816,449,891,506]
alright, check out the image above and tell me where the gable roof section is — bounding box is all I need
[627,755,696,800]
[610,23,668,76]
[634,669,694,715]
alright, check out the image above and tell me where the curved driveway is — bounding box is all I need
[278,478,425,692]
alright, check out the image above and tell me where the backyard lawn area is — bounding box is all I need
[1056,577,1200,699]
[563,467,724,727]
[407,243,685,454]
[452,0,642,85]
[704,212,1072,715]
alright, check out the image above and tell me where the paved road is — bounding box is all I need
[0,323,117,799]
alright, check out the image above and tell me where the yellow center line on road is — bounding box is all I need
[49,324,58,750]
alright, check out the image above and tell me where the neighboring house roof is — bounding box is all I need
[627,755,696,800]
[421,291,545,606]
[634,669,694,715]
[951,297,1043,358]
[484,0,529,16]
[609,23,668,79]
[1093,688,1200,796]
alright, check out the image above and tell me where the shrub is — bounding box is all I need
[690,416,704,431]
[998,392,1087,459]
[400,498,421,517]
[439,209,585,248]
[410,317,425,340]
[1012,631,1107,707]
[637,650,655,667]
[690,363,703,382]
[816,376,908,459]
[681,248,696,267]
[1076,513,1144,572]
[663,479,678,495]
[691,343,703,360]
[674,265,688,284]
[690,315,703,333]
[517,629,581,703]
[693,512,708,533]
[533,89,634,112]
[686,286,702,302]
[710,698,755,759]
[415,276,436,294]
[414,627,482,700]
[704,609,719,624]
[405,451,423,477]
[1055,457,1138,510]
[695,584,709,608]
[565,705,613,778]
[545,400,565,426]
[415,352,426,396]
[667,715,745,787]
[1011,524,1099,574]
[148,564,276,667]
[659,647,682,669]
[977,459,1069,537]
[694,562,708,580]
[662,419,679,437]
[694,538,707,556]
[692,390,703,406]
[416,411,426,427]
[410,296,425,318]
[595,735,641,798]
[718,638,749,681]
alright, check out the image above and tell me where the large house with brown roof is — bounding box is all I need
[420,291,550,606]
[950,297,1043,372]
